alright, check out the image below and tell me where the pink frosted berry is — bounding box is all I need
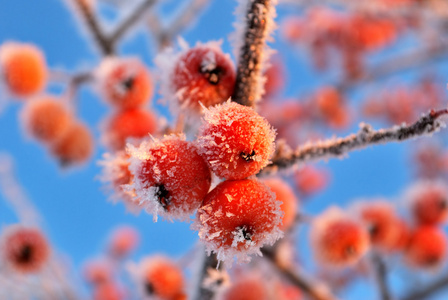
[197,101,276,180]
[195,179,283,263]
[128,135,211,221]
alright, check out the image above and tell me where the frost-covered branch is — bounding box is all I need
[261,108,448,174]
[193,252,222,300]
[400,273,448,300]
[261,247,340,300]
[370,252,393,300]
[232,0,275,107]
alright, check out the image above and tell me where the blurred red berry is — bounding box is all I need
[405,226,447,269]
[107,225,139,258]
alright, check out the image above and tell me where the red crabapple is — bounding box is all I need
[195,179,283,263]
[310,207,369,267]
[93,282,125,300]
[107,225,139,258]
[21,96,72,143]
[127,135,211,221]
[197,101,276,180]
[97,57,153,109]
[83,260,113,285]
[51,121,94,166]
[102,108,158,151]
[406,181,448,226]
[405,226,447,269]
[1,225,50,273]
[0,42,47,97]
[138,256,184,300]
[218,275,270,300]
[262,177,298,231]
[294,166,329,197]
[315,87,349,129]
[157,41,235,114]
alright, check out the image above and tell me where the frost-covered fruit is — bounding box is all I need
[1,226,50,273]
[83,260,113,285]
[128,135,211,220]
[294,166,328,196]
[409,181,448,226]
[99,57,152,109]
[405,226,447,269]
[93,282,124,300]
[311,208,369,266]
[197,102,276,180]
[219,275,269,300]
[315,87,349,129]
[103,108,158,151]
[141,256,184,300]
[357,201,403,252]
[107,226,139,258]
[171,45,235,110]
[0,42,47,97]
[21,96,72,143]
[51,121,94,166]
[195,179,283,263]
[262,178,298,231]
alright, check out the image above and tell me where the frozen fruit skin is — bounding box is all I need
[171,45,235,111]
[218,275,270,300]
[405,226,447,269]
[1,225,50,273]
[103,108,158,151]
[97,57,153,109]
[140,256,184,300]
[406,181,448,226]
[21,96,72,143]
[197,101,276,180]
[127,135,211,221]
[195,179,283,263]
[51,121,94,166]
[310,207,369,267]
[262,177,298,231]
[0,42,47,97]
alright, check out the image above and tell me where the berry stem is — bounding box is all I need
[232,0,275,107]
[400,273,448,300]
[370,251,394,300]
[261,108,448,175]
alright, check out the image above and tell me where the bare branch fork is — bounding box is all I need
[72,0,157,55]
[262,108,448,174]
[370,252,394,300]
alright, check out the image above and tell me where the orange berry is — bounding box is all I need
[315,87,349,129]
[219,275,269,300]
[107,225,139,258]
[128,135,211,221]
[93,282,124,300]
[262,177,298,231]
[98,57,153,109]
[1,225,50,273]
[405,226,447,269]
[83,260,113,285]
[0,42,47,97]
[195,179,283,263]
[51,121,94,166]
[103,108,158,151]
[140,256,184,300]
[197,101,276,180]
[311,207,369,266]
[294,166,329,196]
[21,96,72,143]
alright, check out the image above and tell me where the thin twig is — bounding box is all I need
[232,0,274,107]
[261,108,448,174]
[261,247,341,300]
[400,273,448,300]
[370,252,394,300]
[109,0,157,44]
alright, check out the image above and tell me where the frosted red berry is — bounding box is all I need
[51,121,94,166]
[407,181,448,226]
[103,108,158,151]
[98,57,153,109]
[93,282,125,300]
[197,101,276,180]
[405,226,447,269]
[262,177,298,231]
[0,42,47,97]
[128,135,211,221]
[1,225,50,273]
[21,96,72,143]
[219,275,269,300]
[107,225,139,258]
[311,208,369,266]
[169,44,235,111]
[195,179,283,263]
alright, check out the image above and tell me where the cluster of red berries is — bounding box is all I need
[0,42,94,166]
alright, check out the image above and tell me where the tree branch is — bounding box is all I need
[400,273,448,300]
[232,0,275,107]
[370,252,394,300]
[193,252,223,300]
[261,108,448,175]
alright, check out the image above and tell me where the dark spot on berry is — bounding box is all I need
[155,184,171,211]
[16,244,33,264]
[439,198,447,210]
[345,245,356,257]
[145,281,154,295]
[238,225,253,241]
[424,255,440,266]
[240,150,256,162]
[121,76,135,91]
[216,278,223,286]
[368,223,379,238]
[199,63,223,85]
